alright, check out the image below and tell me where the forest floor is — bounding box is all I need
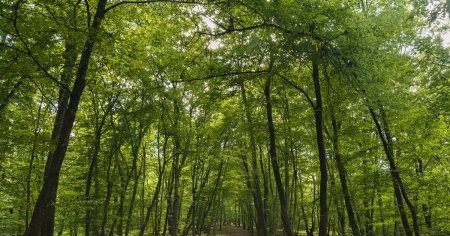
[209,225,307,236]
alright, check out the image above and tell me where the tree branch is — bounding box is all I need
[12,1,71,93]
[274,72,316,109]
[148,70,270,90]
[105,0,201,13]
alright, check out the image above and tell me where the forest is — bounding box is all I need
[0,0,449,235]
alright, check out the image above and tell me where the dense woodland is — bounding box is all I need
[0,0,449,235]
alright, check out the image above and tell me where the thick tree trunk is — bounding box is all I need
[264,77,294,236]
[311,57,328,236]
[25,1,107,234]
[40,39,77,236]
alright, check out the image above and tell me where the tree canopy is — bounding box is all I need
[0,0,449,235]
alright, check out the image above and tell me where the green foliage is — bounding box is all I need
[0,0,448,235]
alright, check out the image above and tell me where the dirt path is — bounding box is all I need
[211,225,307,236]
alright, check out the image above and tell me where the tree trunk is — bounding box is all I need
[241,83,269,236]
[100,140,120,236]
[0,78,23,117]
[85,120,105,236]
[125,155,142,236]
[139,133,169,236]
[330,111,361,236]
[311,57,328,236]
[379,109,420,236]
[86,93,119,236]
[40,38,78,236]
[25,1,107,234]
[368,107,413,236]
[264,76,294,236]
[25,96,44,231]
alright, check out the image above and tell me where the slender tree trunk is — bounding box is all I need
[377,190,388,236]
[363,197,374,236]
[311,57,328,236]
[125,156,142,236]
[169,98,183,236]
[378,109,420,236]
[85,121,105,236]
[368,107,413,236]
[25,96,44,231]
[240,83,269,236]
[0,78,23,117]
[329,166,346,236]
[86,93,119,236]
[117,156,127,236]
[264,77,294,236]
[330,111,361,236]
[25,1,107,234]
[259,146,270,230]
[417,159,432,229]
[139,134,169,236]
[100,141,120,236]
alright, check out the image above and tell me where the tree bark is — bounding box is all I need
[86,93,119,236]
[25,96,44,231]
[330,111,361,236]
[139,133,169,236]
[264,77,294,236]
[25,1,107,234]
[311,57,328,236]
[379,109,420,236]
[0,78,23,118]
[240,83,269,236]
[100,139,120,236]
[368,107,413,236]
